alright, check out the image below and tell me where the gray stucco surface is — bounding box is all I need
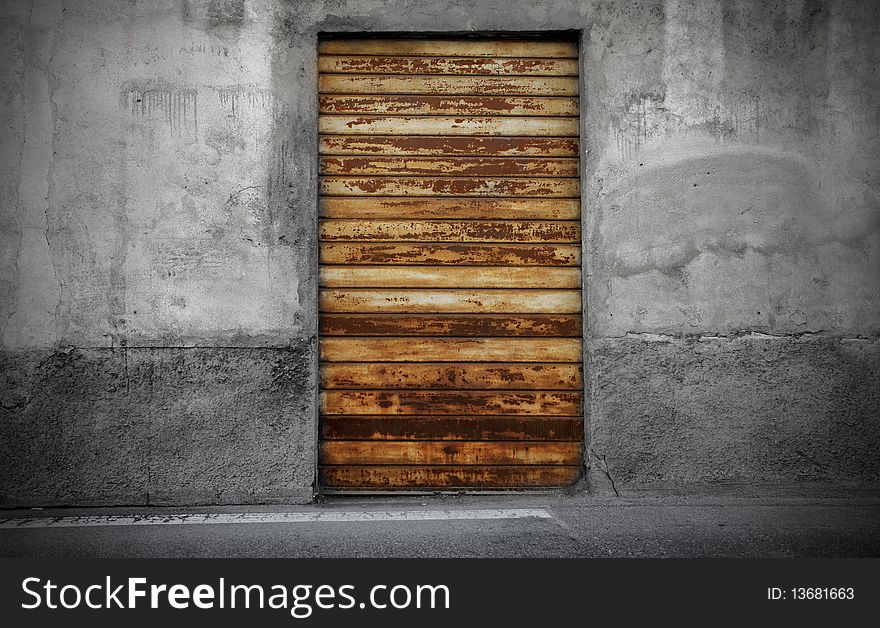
[0,344,316,506]
[588,335,880,495]
[0,0,878,504]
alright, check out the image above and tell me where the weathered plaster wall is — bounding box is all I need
[0,0,878,504]
[1,0,319,505]
[582,0,880,494]
[0,345,313,505]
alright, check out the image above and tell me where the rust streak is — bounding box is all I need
[320,176,579,197]
[319,135,579,157]
[319,314,583,337]
[319,156,579,177]
[321,415,583,441]
[319,243,581,266]
[319,95,579,116]
[320,362,582,390]
[320,391,583,416]
[319,55,578,76]
[319,197,581,220]
[319,465,582,489]
[319,220,581,243]
[319,440,583,465]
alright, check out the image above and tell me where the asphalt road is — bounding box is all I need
[1,495,878,558]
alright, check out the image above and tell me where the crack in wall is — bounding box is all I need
[31,0,63,343]
[3,0,63,349]
[46,1,63,344]
[588,448,620,497]
[3,20,26,346]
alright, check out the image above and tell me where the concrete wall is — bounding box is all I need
[1,0,877,505]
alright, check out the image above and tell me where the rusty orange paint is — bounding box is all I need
[320,415,584,441]
[319,74,579,97]
[319,314,583,337]
[320,390,583,416]
[319,337,583,362]
[318,39,579,59]
[317,37,583,490]
[319,220,581,243]
[319,135,578,157]
[318,465,582,489]
[319,114,578,136]
[318,55,579,76]
[318,290,583,314]
[319,176,579,197]
[320,362,583,390]
[319,156,579,177]
[319,266,581,289]
[319,95,579,117]
[320,440,583,465]
[319,243,581,266]
[319,197,581,220]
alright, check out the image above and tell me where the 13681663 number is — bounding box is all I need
[791,587,854,600]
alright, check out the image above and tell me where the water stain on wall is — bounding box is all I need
[217,87,287,121]
[124,86,199,136]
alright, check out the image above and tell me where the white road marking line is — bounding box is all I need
[0,508,552,529]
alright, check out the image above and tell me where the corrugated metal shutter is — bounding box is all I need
[317,37,583,490]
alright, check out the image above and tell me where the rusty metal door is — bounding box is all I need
[317,36,583,490]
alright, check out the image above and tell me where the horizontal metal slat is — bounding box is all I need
[320,440,583,465]
[320,95,579,117]
[318,39,579,59]
[319,74,578,96]
[321,415,584,441]
[319,337,583,361]
[318,55,579,76]
[319,135,578,156]
[319,266,581,289]
[319,156,579,177]
[319,314,583,337]
[320,390,583,416]
[319,197,580,220]
[319,220,581,243]
[320,362,582,389]
[319,289,583,314]
[319,243,581,266]
[319,115,578,136]
[320,176,579,197]
[319,465,582,488]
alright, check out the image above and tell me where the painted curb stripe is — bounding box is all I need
[0,508,552,529]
